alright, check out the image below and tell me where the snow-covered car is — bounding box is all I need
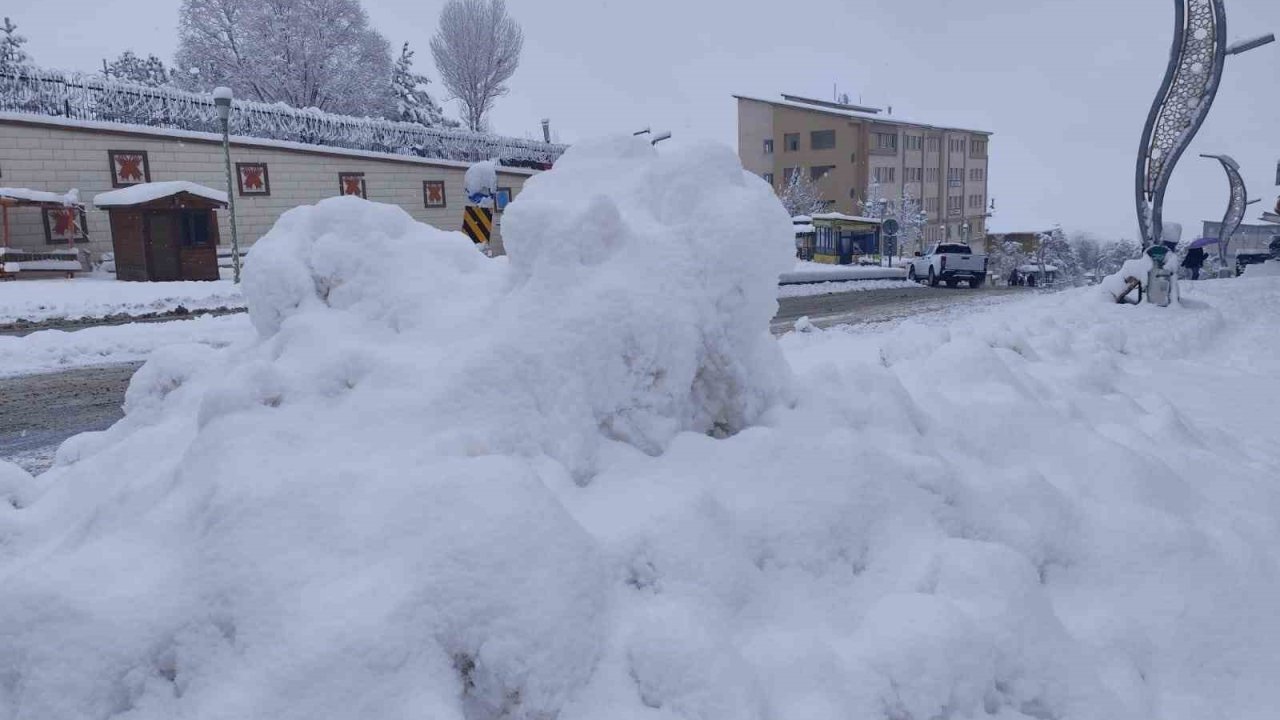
[907,243,989,288]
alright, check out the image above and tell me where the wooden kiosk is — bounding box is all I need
[94,182,227,282]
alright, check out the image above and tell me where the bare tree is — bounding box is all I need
[430,0,523,132]
[174,0,394,117]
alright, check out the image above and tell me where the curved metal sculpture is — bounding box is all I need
[1136,0,1227,248]
[1201,153,1248,265]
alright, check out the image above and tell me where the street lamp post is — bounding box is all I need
[213,87,242,284]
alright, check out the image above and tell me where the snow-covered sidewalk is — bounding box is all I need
[778,277,921,297]
[0,276,245,325]
[780,261,907,284]
[0,314,253,378]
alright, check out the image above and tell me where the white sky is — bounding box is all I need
[17,0,1280,240]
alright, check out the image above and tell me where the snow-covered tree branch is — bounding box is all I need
[391,42,453,128]
[174,0,394,117]
[777,168,827,217]
[0,17,30,72]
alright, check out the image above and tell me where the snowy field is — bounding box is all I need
[778,278,922,298]
[3,137,1280,720]
[0,275,245,324]
[0,314,252,378]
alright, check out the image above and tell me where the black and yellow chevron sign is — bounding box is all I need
[462,206,493,245]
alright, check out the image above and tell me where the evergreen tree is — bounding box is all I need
[391,42,452,127]
[102,51,171,87]
[0,17,31,72]
[1034,225,1082,284]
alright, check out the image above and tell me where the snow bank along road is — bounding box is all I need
[0,285,1031,474]
[5,137,1280,720]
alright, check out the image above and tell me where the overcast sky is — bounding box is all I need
[18,0,1280,239]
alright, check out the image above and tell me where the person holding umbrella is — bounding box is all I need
[1183,237,1218,281]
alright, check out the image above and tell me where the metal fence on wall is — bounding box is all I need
[0,67,564,169]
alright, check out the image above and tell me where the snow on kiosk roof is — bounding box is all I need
[94,182,228,209]
[0,187,82,207]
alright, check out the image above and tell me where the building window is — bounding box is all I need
[905,167,923,183]
[107,149,151,188]
[926,167,939,183]
[926,137,941,153]
[904,135,923,151]
[947,168,963,186]
[339,172,367,198]
[762,172,774,185]
[763,138,774,154]
[782,167,799,183]
[424,180,447,208]
[875,132,898,152]
[236,162,271,197]
[784,133,800,152]
[971,139,988,157]
[873,166,896,184]
[948,138,968,154]
[850,153,857,164]
[969,194,985,209]
[968,168,986,182]
[810,165,835,181]
[947,195,963,214]
[810,130,836,150]
[924,197,939,213]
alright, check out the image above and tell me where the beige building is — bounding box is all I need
[0,115,539,259]
[736,93,992,252]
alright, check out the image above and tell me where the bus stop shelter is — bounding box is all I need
[810,213,882,265]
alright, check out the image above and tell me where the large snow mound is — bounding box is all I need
[4,135,1280,719]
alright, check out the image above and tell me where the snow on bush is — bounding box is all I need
[5,135,1280,720]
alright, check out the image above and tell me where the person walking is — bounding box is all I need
[1182,246,1206,280]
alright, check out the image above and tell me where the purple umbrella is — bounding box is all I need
[1188,237,1220,249]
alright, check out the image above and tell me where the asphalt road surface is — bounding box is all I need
[0,363,142,474]
[1,285,1028,475]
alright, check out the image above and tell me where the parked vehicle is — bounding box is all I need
[907,243,989,288]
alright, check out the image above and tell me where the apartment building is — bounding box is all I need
[736,93,992,251]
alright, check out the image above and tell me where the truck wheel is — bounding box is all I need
[970,276,985,289]
[928,268,939,287]
[946,279,959,288]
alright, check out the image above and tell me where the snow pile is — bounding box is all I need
[464,159,499,201]
[0,137,793,720]
[782,262,907,284]
[0,277,244,324]
[5,135,1280,720]
[1099,254,1154,299]
[1243,259,1280,278]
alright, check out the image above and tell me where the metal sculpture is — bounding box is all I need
[1135,0,1274,248]
[1200,154,1252,266]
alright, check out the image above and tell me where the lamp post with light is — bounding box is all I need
[212,87,242,284]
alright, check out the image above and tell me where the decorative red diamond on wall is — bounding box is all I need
[116,154,144,182]
[53,209,79,237]
[342,176,363,196]
[241,167,264,190]
[427,183,443,204]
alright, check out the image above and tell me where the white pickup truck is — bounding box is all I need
[907,243,989,288]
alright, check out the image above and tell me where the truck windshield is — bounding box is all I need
[936,244,972,254]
